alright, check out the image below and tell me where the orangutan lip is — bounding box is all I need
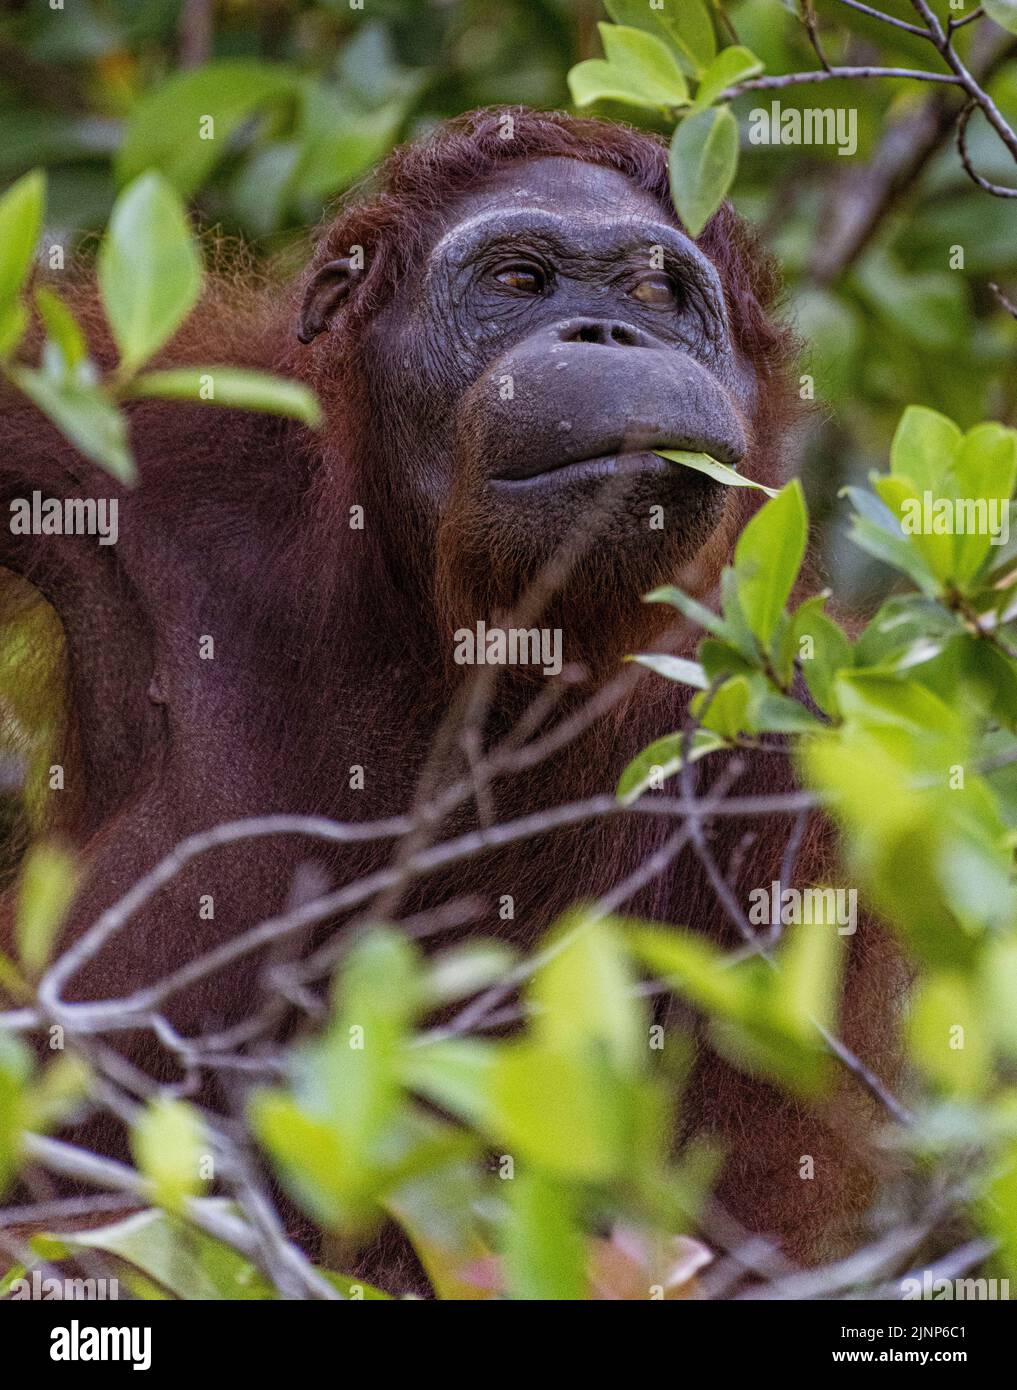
[490,450,697,489]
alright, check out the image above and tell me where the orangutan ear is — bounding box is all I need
[296,258,362,344]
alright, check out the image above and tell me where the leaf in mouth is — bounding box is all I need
[654,449,777,498]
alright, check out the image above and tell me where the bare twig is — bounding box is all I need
[956,101,1017,196]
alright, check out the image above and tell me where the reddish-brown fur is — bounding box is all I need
[0,110,901,1275]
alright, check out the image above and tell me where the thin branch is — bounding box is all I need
[833,0,929,37]
[990,282,1017,319]
[956,101,1017,196]
[949,6,984,31]
[723,66,962,101]
[803,0,835,72]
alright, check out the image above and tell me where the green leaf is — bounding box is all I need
[98,173,203,375]
[629,925,830,1095]
[382,1145,492,1300]
[131,1098,206,1213]
[699,637,757,682]
[0,1034,31,1192]
[0,301,28,361]
[421,942,517,1009]
[292,86,410,202]
[668,105,739,237]
[908,972,988,1098]
[983,940,1017,1061]
[950,424,1017,585]
[890,405,962,493]
[984,0,1017,35]
[15,841,78,977]
[842,485,940,595]
[790,597,853,717]
[875,474,956,586]
[321,928,420,1149]
[616,728,726,803]
[128,368,321,427]
[733,480,808,649]
[0,170,44,311]
[693,46,763,109]
[503,1173,586,1301]
[8,366,135,484]
[627,653,709,688]
[492,1042,622,1181]
[607,0,717,72]
[751,689,822,734]
[692,672,751,739]
[654,448,777,496]
[54,1206,279,1300]
[34,287,87,372]
[116,61,297,197]
[530,912,642,1071]
[569,24,690,110]
[628,925,764,1021]
[644,583,730,637]
[775,917,846,1037]
[402,1039,497,1129]
[250,1095,351,1229]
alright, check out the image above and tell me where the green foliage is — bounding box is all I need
[98,172,202,375]
[131,1098,207,1214]
[569,23,690,111]
[0,168,319,482]
[14,840,78,979]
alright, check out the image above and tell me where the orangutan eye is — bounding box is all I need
[630,274,679,307]
[494,263,546,293]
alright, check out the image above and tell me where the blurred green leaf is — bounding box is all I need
[55,1206,274,1300]
[492,1041,623,1181]
[98,173,202,375]
[531,912,643,1071]
[8,365,135,484]
[503,1172,586,1300]
[909,972,989,1098]
[131,1098,206,1213]
[15,840,78,978]
[34,287,87,372]
[129,367,321,427]
[116,61,297,197]
[0,1033,31,1192]
[0,170,44,312]
[402,1038,497,1129]
[421,942,518,1010]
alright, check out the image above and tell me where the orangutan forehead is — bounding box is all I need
[448,155,669,220]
